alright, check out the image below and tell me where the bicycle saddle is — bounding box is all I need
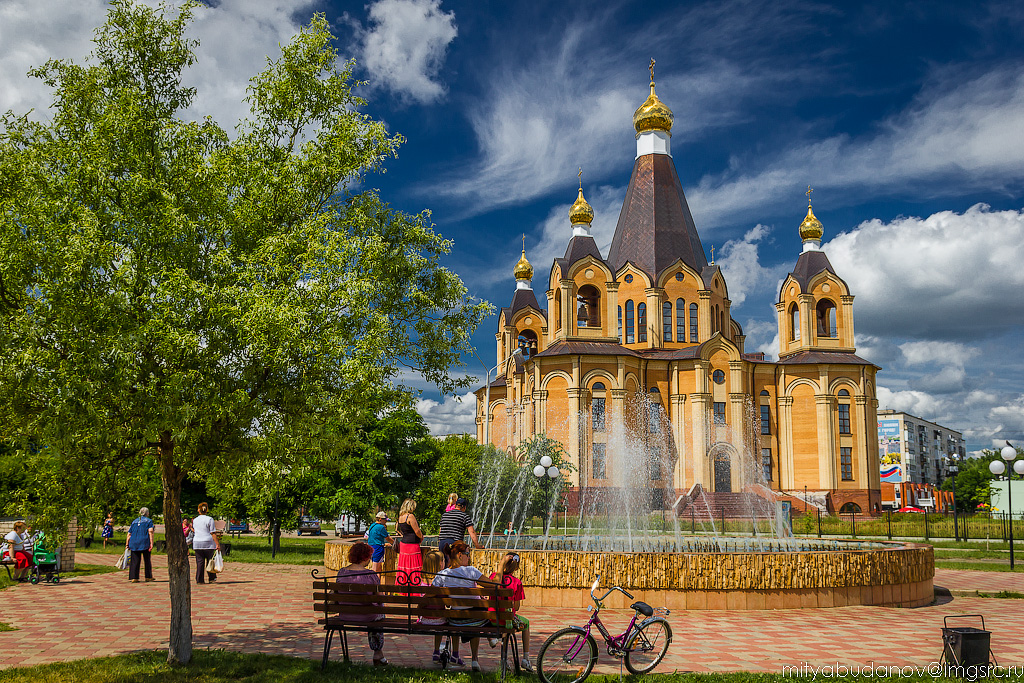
[631,601,654,617]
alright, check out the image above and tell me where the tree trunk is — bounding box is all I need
[158,432,193,665]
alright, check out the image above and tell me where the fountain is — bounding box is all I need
[325,393,933,609]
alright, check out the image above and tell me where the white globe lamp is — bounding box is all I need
[540,455,553,468]
[533,464,546,478]
[1002,444,1017,461]
[547,466,560,479]
[991,460,1006,476]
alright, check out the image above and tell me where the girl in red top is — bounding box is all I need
[488,552,532,672]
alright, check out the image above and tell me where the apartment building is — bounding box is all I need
[877,410,965,486]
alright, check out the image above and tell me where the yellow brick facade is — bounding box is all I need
[475,87,882,516]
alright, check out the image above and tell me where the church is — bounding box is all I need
[474,69,882,516]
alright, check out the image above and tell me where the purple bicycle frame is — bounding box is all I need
[565,608,641,659]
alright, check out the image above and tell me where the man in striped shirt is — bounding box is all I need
[438,497,483,564]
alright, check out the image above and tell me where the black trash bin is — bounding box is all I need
[220,542,231,557]
[942,615,991,666]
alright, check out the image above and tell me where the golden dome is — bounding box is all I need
[569,187,594,225]
[799,204,824,241]
[633,81,674,135]
[513,249,533,281]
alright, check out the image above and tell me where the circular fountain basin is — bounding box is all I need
[323,536,934,610]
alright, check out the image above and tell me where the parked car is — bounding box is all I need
[297,516,321,536]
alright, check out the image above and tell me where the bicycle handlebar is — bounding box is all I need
[590,576,634,604]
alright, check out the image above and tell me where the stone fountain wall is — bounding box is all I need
[323,539,934,610]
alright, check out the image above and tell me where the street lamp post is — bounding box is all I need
[990,443,1024,569]
[532,455,561,534]
[474,348,523,446]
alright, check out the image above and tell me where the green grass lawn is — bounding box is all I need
[0,650,975,683]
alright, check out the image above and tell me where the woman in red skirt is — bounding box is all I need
[3,521,34,582]
[395,499,424,586]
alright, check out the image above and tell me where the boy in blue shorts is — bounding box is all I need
[367,511,393,573]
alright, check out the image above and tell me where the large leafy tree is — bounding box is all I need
[207,400,439,531]
[0,0,487,665]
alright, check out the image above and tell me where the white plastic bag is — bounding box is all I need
[206,550,224,574]
[116,548,130,570]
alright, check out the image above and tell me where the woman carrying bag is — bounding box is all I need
[192,502,220,584]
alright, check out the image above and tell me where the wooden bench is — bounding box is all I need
[313,569,523,679]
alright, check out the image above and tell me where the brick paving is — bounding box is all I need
[2,555,1023,673]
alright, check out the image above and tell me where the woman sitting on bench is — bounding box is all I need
[335,542,388,666]
[3,521,34,582]
[431,541,486,672]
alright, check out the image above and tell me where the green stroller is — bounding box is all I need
[30,532,61,584]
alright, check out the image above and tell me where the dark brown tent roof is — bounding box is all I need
[499,288,545,323]
[607,154,708,280]
[785,250,850,295]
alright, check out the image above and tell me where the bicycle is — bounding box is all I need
[536,575,672,683]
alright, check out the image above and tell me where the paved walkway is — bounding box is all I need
[2,554,1023,673]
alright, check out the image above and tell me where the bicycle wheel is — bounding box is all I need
[537,627,598,683]
[624,617,672,674]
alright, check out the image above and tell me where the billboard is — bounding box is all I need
[878,419,903,481]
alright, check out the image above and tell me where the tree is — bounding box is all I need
[207,399,439,531]
[938,449,1022,514]
[415,434,489,533]
[0,0,487,665]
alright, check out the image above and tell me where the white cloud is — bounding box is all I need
[428,1,820,214]
[740,318,779,360]
[0,0,319,128]
[415,391,476,436]
[687,65,1024,228]
[352,0,456,104]
[717,223,788,307]
[876,386,949,420]
[989,396,1024,436]
[825,204,1024,339]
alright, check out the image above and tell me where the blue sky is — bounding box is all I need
[3,0,1024,453]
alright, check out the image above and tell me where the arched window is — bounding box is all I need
[816,298,837,337]
[625,300,635,344]
[591,382,606,432]
[712,305,718,333]
[637,302,647,343]
[790,304,800,341]
[837,389,851,434]
[517,329,538,359]
[720,310,725,336]
[760,389,770,396]
[689,303,698,342]
[663,301,672,342]
[676,299,685,342]
[617,306,623,343]
[839,502,862,514]
[577,285,601,328]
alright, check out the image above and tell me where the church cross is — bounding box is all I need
[649,58,656,82]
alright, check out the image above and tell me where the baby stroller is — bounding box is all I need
[29,532,61,584]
